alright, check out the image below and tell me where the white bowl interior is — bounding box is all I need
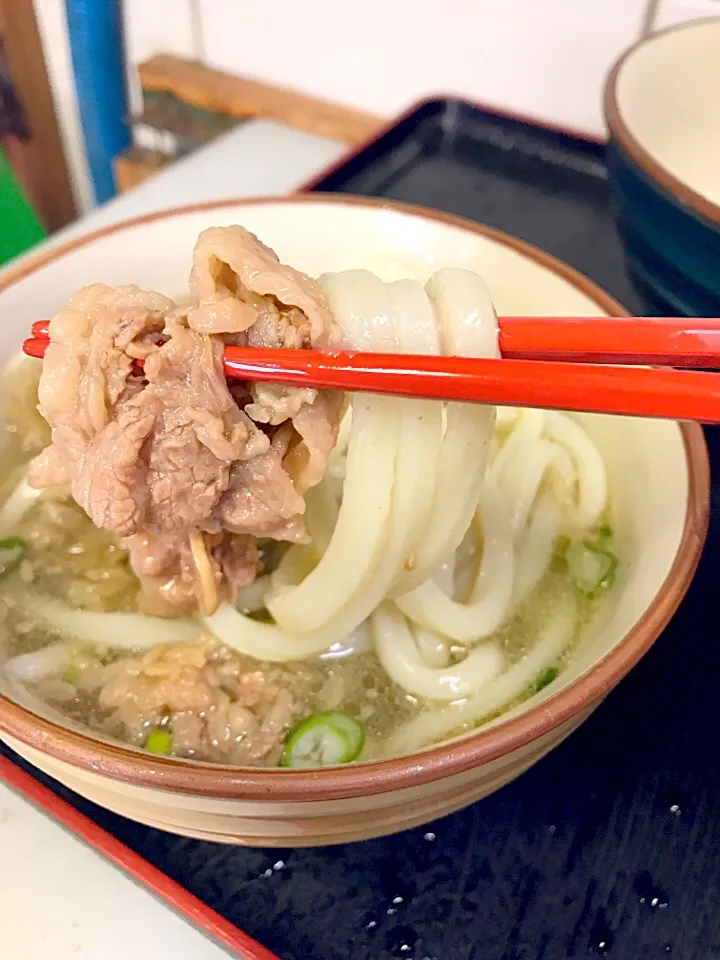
[515,411,687,713]
[0,199,692,738]
[615,18,720,208]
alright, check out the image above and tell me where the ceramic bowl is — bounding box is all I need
[0,196,709,845]
[605,18,720,315]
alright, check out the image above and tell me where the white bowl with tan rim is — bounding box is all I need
[0,196,709,846]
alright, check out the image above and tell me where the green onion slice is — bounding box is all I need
[280,711,365,768]
[145,728,172,755]
[0,536,26,579]
[534,665,559,693]
[566,540,618,598]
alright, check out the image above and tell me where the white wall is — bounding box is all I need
[32,0,719,214]
[199,0,649,137]
[122,0,200,115]
[119,0,720,136]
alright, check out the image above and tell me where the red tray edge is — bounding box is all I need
[0,754,280,960]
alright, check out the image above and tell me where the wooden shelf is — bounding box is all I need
[113,147,171,193]
[114,54,380,194]
[137,54,381,146]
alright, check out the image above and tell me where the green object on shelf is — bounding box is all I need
[0,148,46,266]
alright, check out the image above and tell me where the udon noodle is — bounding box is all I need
[0,226,618,768]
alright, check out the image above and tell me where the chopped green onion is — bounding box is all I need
[318,710,365,756]
[0,536,26,579]
[554,535,571,556]
[145,728,172,755]
[567,539,618,598]
[534,665,559,692]
[280,710,365,769]
[62,663,82,684]
[592,523,613,541]
[550,535,571,573]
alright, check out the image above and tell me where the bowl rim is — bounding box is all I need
[604,16,720,227]
[0,192,710,801]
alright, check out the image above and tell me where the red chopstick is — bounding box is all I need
[22,328,720,424]
[28,316,720,367]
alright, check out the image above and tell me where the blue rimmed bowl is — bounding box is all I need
[605,18,720,316]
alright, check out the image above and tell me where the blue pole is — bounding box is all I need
[65,0,130,205]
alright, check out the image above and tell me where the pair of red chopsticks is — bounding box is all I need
[23,316,720,423]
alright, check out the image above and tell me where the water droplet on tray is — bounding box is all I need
[386,925,418,957]
[588,908,614,955]
[634,871,669,910]
[360,910,381,932]
[378,864,416,905]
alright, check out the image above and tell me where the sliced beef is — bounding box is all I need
[30,283,173,487]
[219,427,307,542]
[189,226,343,491]
[30,226,341,616]
[189,224,338,345]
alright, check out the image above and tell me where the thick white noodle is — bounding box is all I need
[203,407,595,666]
[266,389,400,630]
[492,438,558,535]
[201,271,443,660]
[206,394,441,659]
[413,628,452,668]
[372,602,503,700]
[394,482,515,643]
[512,496,560,607]
[234,575,271,615]
[5,643,72,682]
[544,411,607,530]
[206,423,447,659]
[22,594,202,649]
[265,271,441,633]
[487,408,545,484]
[268,544,317,592]
[0,472,41,535]
[386,593,577,755]
[331,408,352,462]
[383,280,444,576]
[392,269,499,594]
[432,555,456,595]
[202,604,333,661]
[495,406,519,425]
[263,271,400,627]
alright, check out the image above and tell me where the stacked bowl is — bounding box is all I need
[605,18,720,315]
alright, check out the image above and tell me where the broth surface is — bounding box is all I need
[0,360,611,765]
